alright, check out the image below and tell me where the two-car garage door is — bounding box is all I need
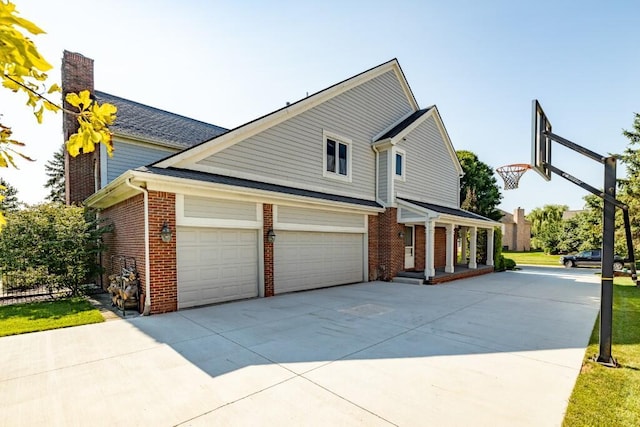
[274,231,364,294]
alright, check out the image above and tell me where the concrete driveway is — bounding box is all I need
[0,266,601,426]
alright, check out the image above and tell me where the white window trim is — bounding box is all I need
[394,147,406,182]
[322,130,353,183]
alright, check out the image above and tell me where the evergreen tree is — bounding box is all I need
[44,144,65,203]
[0,177,20,212]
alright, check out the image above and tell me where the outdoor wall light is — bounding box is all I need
[267,229,276,243]
[160,221,172,243]
[398,230,405,239]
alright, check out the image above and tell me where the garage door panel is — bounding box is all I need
[275,231,363,294]
[177,227,258,309]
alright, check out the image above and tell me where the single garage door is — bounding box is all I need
[274,231,364,294]
[177,227,258,309]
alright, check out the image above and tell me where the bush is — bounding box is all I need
[0,204,111,295]
[494,227,506,271]
[504,258,517,270]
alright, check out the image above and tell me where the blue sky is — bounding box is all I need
[2,0,639,214]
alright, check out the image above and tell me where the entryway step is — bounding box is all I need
[392,276,425,285]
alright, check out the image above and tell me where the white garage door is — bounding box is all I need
[275,231,364,294]
[177,227,258,309]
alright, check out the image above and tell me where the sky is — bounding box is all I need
[1,0,639,214]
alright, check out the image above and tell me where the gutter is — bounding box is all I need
[124,178,151,316]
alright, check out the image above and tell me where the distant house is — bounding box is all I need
[63,51,500,314]
[562,210,584,220]
[500,208,531,251]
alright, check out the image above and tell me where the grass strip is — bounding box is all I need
[0,297,104,337]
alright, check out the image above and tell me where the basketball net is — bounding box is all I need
[496,164,531,190]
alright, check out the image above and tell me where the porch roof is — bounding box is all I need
[397,198,500,227]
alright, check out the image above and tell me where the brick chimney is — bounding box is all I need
[62,50,99,205]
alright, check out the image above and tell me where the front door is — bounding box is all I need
[404,225,415,269]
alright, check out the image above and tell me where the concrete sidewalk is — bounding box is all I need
[0,266,600,426]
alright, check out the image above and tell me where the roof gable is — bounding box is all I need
[154,59,419,169]
[95,91,227,148]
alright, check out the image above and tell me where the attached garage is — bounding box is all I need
[273,205,367,294]
[176,227,259,309]
[175,195,262,309]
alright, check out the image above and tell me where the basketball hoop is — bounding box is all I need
[496,164,531,190]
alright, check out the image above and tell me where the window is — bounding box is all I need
[395,153,403,176]
[394,148,406,181]
[323,131,352,182]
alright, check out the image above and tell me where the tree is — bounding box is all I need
[0,1,117,228]
[0,177,19,212]
[44,144,65,203]
[527,204,567,253]
[617,113,640,257]
[456,150,502,220]
[0,203,111,295]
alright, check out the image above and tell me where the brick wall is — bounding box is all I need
[376,208,405,280]
[368,214,379,280]
[263,204,274,297]
[148,191,177,314]
[434,227,446,268]
[415,225,425,271]
[101,194,146,312]
[62,51,99,205]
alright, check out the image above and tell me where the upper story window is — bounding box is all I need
[394,148,406,181]
[323,131,352,182]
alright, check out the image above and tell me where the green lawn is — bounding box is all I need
[563,277,640,426]
[0,297,104,337]
[503,250,561,266]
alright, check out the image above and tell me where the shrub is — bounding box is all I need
[0,204,111,295]
[504,258,517,270]
[494,227,506,271]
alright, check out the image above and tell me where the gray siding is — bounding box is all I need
[183,196,257,221]
[394,116,460,207]
[276,206,365,228]
[378,150,388,203]
[106,140,176,183]
[197,70,413,201]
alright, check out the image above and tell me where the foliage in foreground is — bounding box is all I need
[0,297,104,337]
[563,279,640,426]
[0,204,111,295]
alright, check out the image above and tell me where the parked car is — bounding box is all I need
[559,249,625,270]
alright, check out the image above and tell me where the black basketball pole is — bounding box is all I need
[598,156,616,365]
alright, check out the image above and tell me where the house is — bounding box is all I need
[500,208,531,251]
[63,51,500,314]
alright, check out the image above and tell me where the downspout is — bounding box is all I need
[125,178,151,316]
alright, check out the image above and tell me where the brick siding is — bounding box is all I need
[367,214,379,280]
[148,191,177,314]
[263,204,274,297]
[101,194,146,312]
[376,208,405,280]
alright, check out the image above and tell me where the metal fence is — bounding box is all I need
[0,275,100,306]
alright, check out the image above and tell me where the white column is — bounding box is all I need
[445,223,455,273]
[486,228,494,266]
[424,220,436,278]
[469,226,478,269]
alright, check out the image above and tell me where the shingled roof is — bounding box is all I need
[138,166,382,209]
[398,198,497,222]
[375,108,431,141]
[95,91,227,148]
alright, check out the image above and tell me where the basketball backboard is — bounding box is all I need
[531,99,552,181]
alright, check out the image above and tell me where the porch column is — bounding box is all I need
[486,228,494,266]
[445,223,455,273]
[424,219,436,278]
[460,226,468,264]
[469,226,478,269]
